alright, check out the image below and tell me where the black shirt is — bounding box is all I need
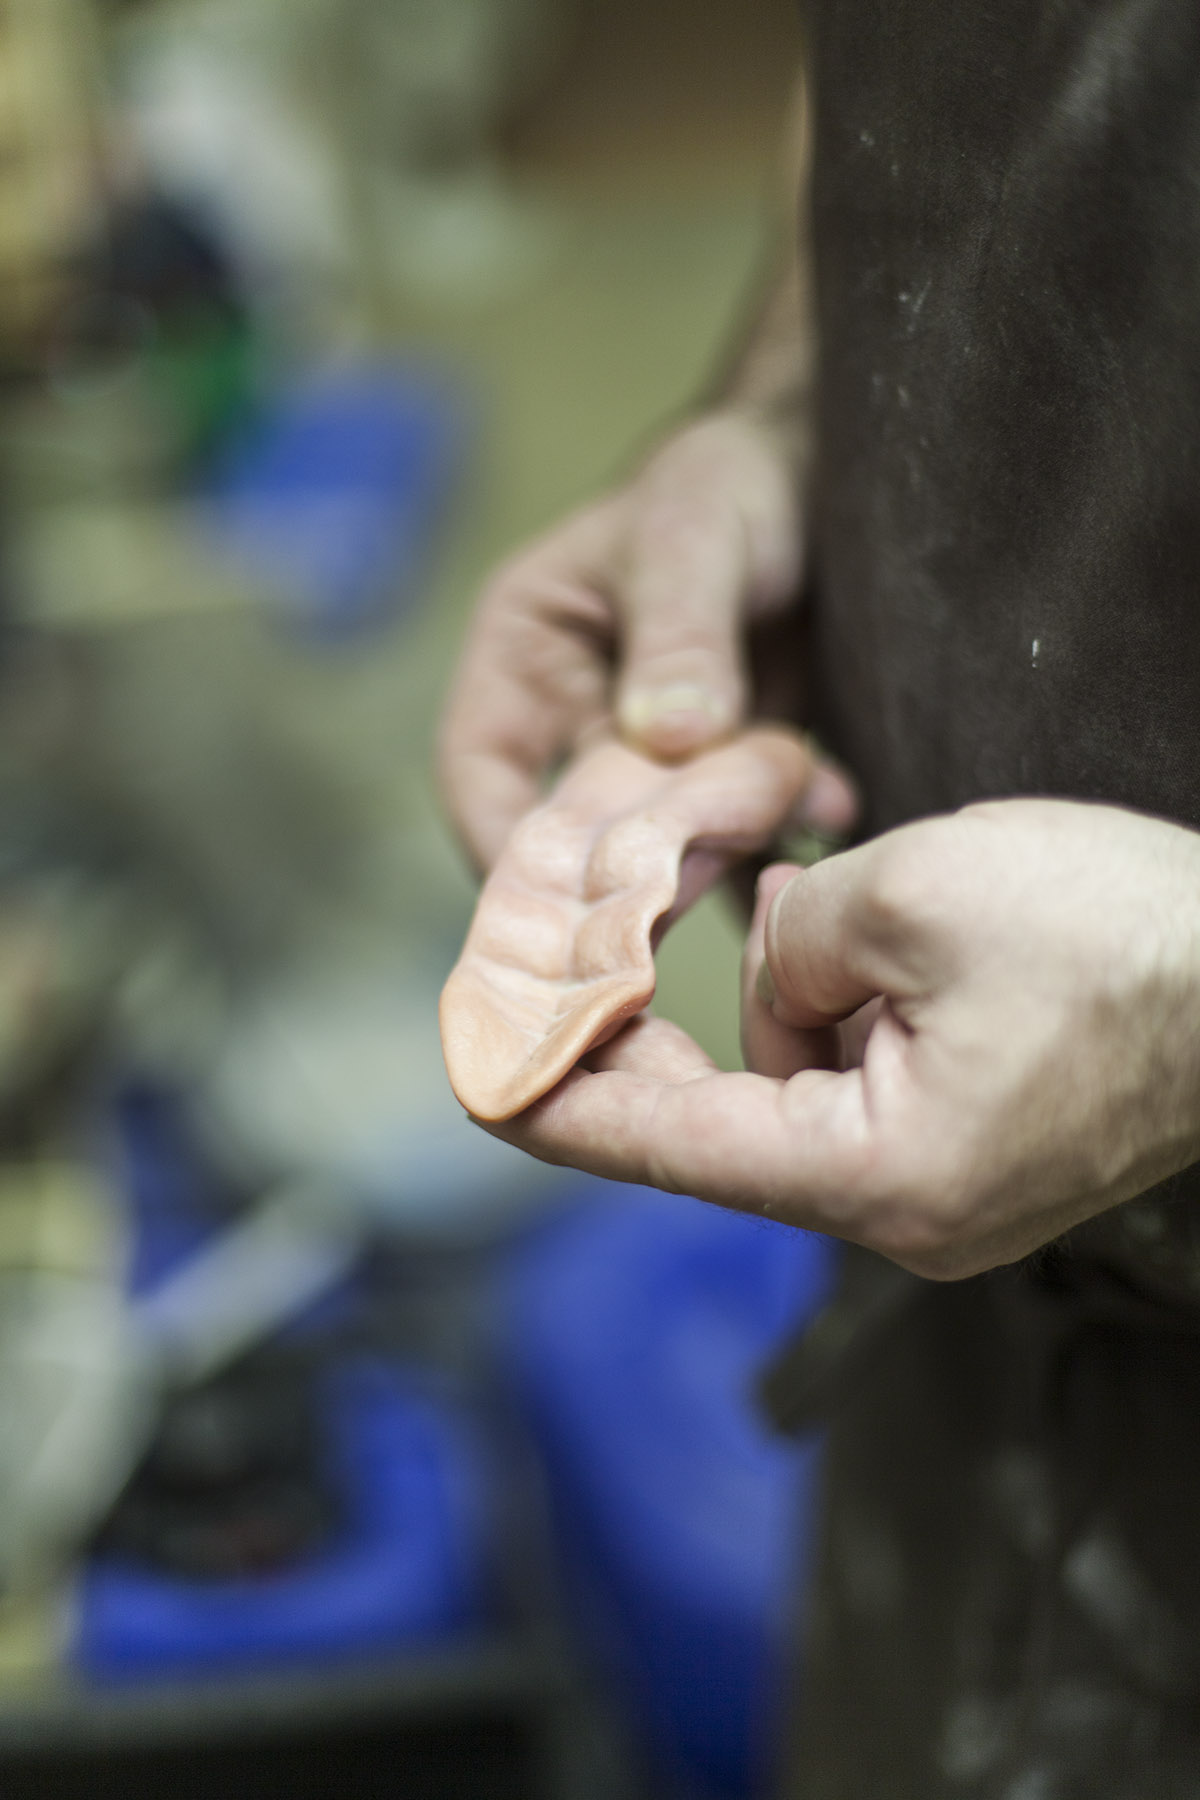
[786,19,1200,1793]
[805,0,1200,1301]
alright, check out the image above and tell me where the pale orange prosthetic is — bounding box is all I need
[440,727,814,1121]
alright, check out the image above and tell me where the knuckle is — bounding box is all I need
[477,505,621,620]
[477,555,541,619]
[860,815,974,942]
[861,836,938,936]
[870,1209,973,1281]
[856,1161,982,1281]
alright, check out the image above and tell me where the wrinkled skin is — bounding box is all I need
[440,727,817,1121]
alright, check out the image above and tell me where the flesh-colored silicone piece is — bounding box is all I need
[439,727,813,1121]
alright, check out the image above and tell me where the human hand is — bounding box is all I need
[483,800,1200,1280]
[436,410,856,872]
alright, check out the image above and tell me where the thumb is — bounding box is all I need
[612,414,804,760]
[613,482,751,759]
[760,846,890,1030]
[742,862,843,1079]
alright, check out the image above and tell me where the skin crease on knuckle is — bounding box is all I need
[792,1076,983,1278]
[838,1112,1056,1283]
[855,815,982,960]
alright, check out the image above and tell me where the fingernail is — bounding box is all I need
[755,959,776,1008]
[619,684,731,742]
[793,763,858,834]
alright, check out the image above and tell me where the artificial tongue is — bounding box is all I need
[438,727,814,1120]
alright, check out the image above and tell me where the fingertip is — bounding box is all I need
[756,861,802,907]
[792,759,860,835]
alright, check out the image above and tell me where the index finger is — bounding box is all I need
[437,505,622,872]
[484,1023,875,1232]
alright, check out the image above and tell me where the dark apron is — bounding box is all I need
[780,1,1200,1791]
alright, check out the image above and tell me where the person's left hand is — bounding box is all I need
[481,799,1200,1279]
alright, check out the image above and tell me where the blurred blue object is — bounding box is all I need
[203,364,466,638]
[75,1360,486,1682]
[74,1091,487,1678]
[502,1183,836,1798]
[114,1083,357,1343]
[116,1084,222,1301]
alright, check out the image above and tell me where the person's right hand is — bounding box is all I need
[437,409,857,873]
[480,801,1200,1281]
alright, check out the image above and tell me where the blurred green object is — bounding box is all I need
[142,304,258,466]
